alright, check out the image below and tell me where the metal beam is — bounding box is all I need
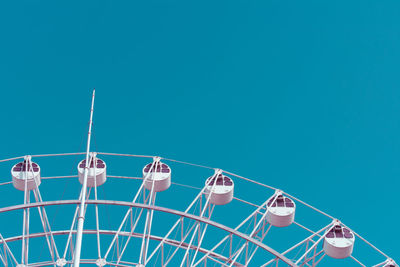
[0,199,297,266]
[1,229,244,266]
[73,89,96,267]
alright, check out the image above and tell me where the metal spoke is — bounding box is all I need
[138,180,157,265]
[32,189,57,264]
[62,190,84,259]
[228,197,278,266]
[243,224,272,266]
[1,227,250,267]
[145,170,220,265]
[0,233,19,266]
[189,214,214,266]
[0,149,395,267]
[312,253,326,266]
[115,208,146,264]
[93,156,102,260]
[193,193,279,267]
[25,190,31,265]
[0,252,6,266]
[21,178,29,265]
[0,147,396,267]
[104,159,158,261]
[161,221,199,266]
[299,249,323,267]
[350,255,367,267]
[295,223,334,265]
[180,193,215,266]
[36,189,60,260]
[261,222,332,267]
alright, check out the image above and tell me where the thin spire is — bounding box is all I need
[73,89,95,267]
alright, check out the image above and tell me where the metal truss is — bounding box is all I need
[0,187,395,267]
[0,91,395,267]
[0,199,294,266]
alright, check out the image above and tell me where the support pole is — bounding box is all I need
[73,89,96,267]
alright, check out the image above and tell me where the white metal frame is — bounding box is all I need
[0,176,395,266]
[0,91,395,267]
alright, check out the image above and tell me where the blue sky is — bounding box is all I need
[0,0,399,266]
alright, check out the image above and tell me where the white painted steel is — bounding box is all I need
[265,191,295,227]
[204,170,234,205]
[142,157,171,192]
[0,151,396,266]
[11,156,41,191]
[323,223,355,259]
[0,199,296,266]
[1,229,245,266]
[0,91,396,267]
[77,153,107,187]
[382,259,398,267]
[73,89,96,267]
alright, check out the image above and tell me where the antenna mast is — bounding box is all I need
[73,89,96,267]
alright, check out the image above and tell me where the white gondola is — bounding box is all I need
[77,153,107,187]
[2,91,396,267]
[266,192,296,227]
[142,158,171,192]
[323,224,355,259]
[204,172,234,205]
[11,156,41,191]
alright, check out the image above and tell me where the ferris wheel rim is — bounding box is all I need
[0,199,296,266]
[0,151,394,266]
[2,229,246,267]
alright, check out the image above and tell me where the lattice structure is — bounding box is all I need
[0,91,396,267]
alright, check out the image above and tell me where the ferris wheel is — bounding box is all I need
[0,91,396,267]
